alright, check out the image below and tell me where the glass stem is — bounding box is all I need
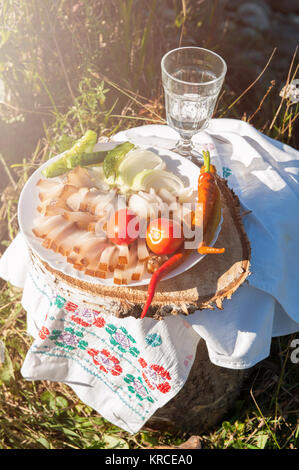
[176,135,194,159]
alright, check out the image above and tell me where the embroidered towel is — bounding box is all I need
[11,244,200,434]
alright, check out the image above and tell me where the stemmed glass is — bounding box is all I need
[161,47,227,163]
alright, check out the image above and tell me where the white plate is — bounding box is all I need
[18,144,222,287]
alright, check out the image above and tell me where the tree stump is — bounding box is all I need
[146,339,248,434]
[28,175,251,433]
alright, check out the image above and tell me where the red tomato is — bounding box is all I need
[146,218,184,255]
[107,209,139,245]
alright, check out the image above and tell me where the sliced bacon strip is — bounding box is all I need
[37,191,74,214]
[58,184,79,201]
[32,215,65,239]
[66,166,94,188]
[93,189,117,216]
[117,244,129,265]
[38,183,77,205]
[98,246,118,272]
[83,243,110,276]
[62,211,99,230]
[73,232,106,254]
[37,178,64,194]
[66,187,89,212]
[113,268,128,285]
[108,246,120,272]
[37,204,67,216]
[58,229,89,257]
[42,219,75,251]
[131,260,146,281]
[128,242,144,281]
[37,179,64,202]
[87,214,109,235]
[129,241,138,265]
[79,188,105,213]
[47,224,77,254]
[122,241,138,273]
[137,237,150,261]
[72,232,98,253]
[79,240,109,266]
[66,251,85,270]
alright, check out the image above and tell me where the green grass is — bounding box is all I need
[0,0,298,450]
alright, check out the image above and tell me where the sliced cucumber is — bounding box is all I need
[42,130,98,178]
[103,141,135,181]
[65,130,98,168]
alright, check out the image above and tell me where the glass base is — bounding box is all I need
[171,138,204,167]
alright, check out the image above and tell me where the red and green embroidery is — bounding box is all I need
[54,295,67,309]
[64,300,79,312]
[124,374,155,403]
[27,278,193,425]
[105,324,140,357]
[54,295,106,329]
[222,166,232,178]
[87,348,122,376]
[39,326,50,340]
[71,307,106,329]
[145,333,162,347]
[31,346,149,420]
[49,327,88,351]
[36,293,176,409]
[138,357,171,393]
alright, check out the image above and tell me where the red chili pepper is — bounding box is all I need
[140,250,187,319]
[200,162,217,175]
[195,151,225,255]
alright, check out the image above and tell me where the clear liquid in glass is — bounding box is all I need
[164,68,218,137]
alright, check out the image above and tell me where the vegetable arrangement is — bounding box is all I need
[194,150,225,255]
[42,130,99,178]
[140,150,225,319]
[107,209,139,246]
[32,130,226,318]
[146,218,184,255]
[140,249,188,319]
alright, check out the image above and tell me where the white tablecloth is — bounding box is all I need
[1,118,299,433]
[112,120,299,367]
